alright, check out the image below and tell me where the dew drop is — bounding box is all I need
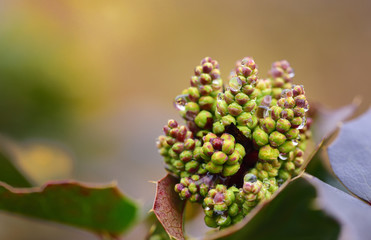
[292,140,299,146]
[212,79,222,90]
[244,173,257,183]
[216,211,226,216]
[229,77,243,92]
[217,92,225,102]
[277,178,284,186]
[174,94,188,111]
[297,117,306,130]
[279,153,288,160]
[288,72,295,78]
[258,106,271,118]
[205,207,211,211]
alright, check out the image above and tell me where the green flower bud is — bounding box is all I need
[259,145,279,161]
[224,189,236,206]
[278,140,296,153]
[261,117,276,134]
[222,140,235,155]
[211,151,228,165]
[271,106,283,120]
[221,133,235,141]
[285,161,295,172]
[235,143,246,158]
[185,102,200,117]
[278,169,291,181]
[216,99,228,116]
[189,182,198,193]
[173,160,185,170]
[243,100,257,113]
[280,109,294,120]
[228,102,243,116]
[217,215,231,227]
[294,106,305,117]
[224,90,235,104]
[202,142,214,157]
[269,131,286,147]
[235,93,249,105]
[212,121,225,134]
[237,112,253,126]
[228,203,240,217]
[179,150,192,162]
[206,161,223,174]
[204,215,218,228]
[194,110,213,129]
[291,117,303,128]
[226,150,241,165]
[268,168,278,177]
[199,96,215,111]
[272,88,282,99]
[185,160,199,173]
[276,118,291,133]
[258,170,269,180]
[237,126,251,138]
[294,157,304,168]
[253,127,269,146]
[222,164,241,177]
[285,128,299,139]
[221,115,236,126]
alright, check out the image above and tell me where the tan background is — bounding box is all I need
[0,0,370,239]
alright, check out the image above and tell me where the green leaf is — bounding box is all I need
[0,180,137,237]
[153,174,186,240]
[0,146,32,187]
[206,176,340,240]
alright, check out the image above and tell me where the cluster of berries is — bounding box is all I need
[156,57,311,229]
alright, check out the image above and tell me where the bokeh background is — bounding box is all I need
[0,0,370,239]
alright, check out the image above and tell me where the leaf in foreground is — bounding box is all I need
[328,107,371,203]
[206,176,340,240]
[310,99,360,144]
[0,180,137,237]
[0,146,32,188]
[153,174,186,240]
[304,174,371,240]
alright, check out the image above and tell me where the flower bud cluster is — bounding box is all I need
[156,119,201,177]
[240,173,278,215]
[215,57,259,138]
[203,184,245,228]
[200,133,246,177]
[175,57,223,138]
[269,60,295,92]
[174,174,216,202]
[156,57,311,230]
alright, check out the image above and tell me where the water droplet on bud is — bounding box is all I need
[258,106,271,118]
[174,94,188,111]
[292,140,299,146]
[297,117,306,130]
[229,77,242,92]
[217,92,225,102]
[244,173,257,183]
[279,153,288,160]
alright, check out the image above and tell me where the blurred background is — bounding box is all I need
[0,0,370,239]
